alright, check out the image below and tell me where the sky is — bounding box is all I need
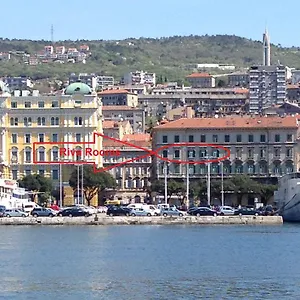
[1,0,299,46]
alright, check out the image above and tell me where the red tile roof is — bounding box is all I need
[287,84,300,89]
[103,133,151,148]
[153,116,299,130]
[98,89,130,95]
[234,88,249,94]
[186,73,211,78]
[103,121,118,129]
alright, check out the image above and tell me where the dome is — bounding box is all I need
[65,82,92,95]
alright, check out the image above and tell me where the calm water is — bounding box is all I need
[0,224,300,299]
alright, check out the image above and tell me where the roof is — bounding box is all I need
[153,116,299,130]
[287,84,300,89]
[103,121,119,129]
[186,73,211,78]
[103,133,151,148]
[102,105,142,111]
[65,82,92,95]
[234,88,249,94]
[98,89,130,95]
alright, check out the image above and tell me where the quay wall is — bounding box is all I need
[0,215,283,226]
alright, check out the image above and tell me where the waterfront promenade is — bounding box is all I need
[0,215,283,225]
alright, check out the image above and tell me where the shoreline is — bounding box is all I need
[0,215,283,226]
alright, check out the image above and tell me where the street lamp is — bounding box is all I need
[221,161,224,207]
[164,162,168,204]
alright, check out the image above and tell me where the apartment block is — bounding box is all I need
[228,72,249,87]
[98,89,138,107]
[2,77,33,91]
[69,73,97,90]
[122,71,156,86]
[249,65,286,113]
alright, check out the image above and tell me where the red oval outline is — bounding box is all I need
[154,143,230,164]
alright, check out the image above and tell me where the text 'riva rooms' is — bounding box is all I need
[60,147,121,157]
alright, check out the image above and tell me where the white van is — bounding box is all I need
[127,203,145,210]
[127,204,160,215]
[23,202,41,213]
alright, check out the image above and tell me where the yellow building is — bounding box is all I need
[0,82,103,206]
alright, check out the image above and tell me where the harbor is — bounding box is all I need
[0,215,283,225]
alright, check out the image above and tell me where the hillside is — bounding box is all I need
[0,35,300,81]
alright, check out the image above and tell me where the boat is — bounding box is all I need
[0,178,31,209]
[274,172,300,222]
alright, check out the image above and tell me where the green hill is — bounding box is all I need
[0,35,299,81]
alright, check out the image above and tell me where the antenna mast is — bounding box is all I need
[51,24,54,45]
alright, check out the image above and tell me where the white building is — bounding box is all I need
[249,65,286,113]
[69,73,97,90]
[123,71,156,86]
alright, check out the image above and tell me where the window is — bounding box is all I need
[52,147,59,161]
[38,147,45,161]
[200,135,206,142]
[199,148,207,158]
[236,148,242,158]
[286,148,293,157]
[247,164,255,174]
[39,169,45,176]
[25,168,31,176]
[162,150,168,158]
[224,135,230,143]
[212,150,219,158]
[74,117,83,126]
[236,134,242,143]
[260,134,266,143]
[174,135,180,143]
[212,135,218,143]
[188,135,194,142]
[248,148,254,159]
[188,149,195,158]
[12,170,17,180]
[24,117,32,126]
[38,101,44,108]
[51,117,59,125]
[75,133,81,142]
[10,117,18,126]
[52,134,58,142]
[11,134,17,144]
[248,134,254,143]
[37,117,46,126]
[38,134,44,142]
[25,102,31,108]
[174,164,180,174]
[275,134,280,143]
[11,102,17,108]
[52,169,59,180]
[162,135,168,143]
[260,148,266,158]
[25,148,31,163]
[274,148,280,157]
[287,134,293,142]
[174,150,180,158]
[11,147,18,163]
[25,134,31,144]
[52,101,59,108]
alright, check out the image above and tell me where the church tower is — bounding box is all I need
[263,28,271,66]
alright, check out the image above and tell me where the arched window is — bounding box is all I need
[52,147,59,161]
[51,117,55,126]
[24,117,28,126]
[38,146,45,162]
[11,146,18,163]
[25,147,31,163]
[78,117,83,125]
[41,117,46,126]
[10,117,14,126]
[74,117,78,125]
[28,117,32,125]
[37,117,41,126]
[55,117,59,125]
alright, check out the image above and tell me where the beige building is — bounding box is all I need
[152,115,299,181]
[103,120,133,138]
[98,89,138,107]
[166,106,195,121]
[0,82,103,206]
[103,133,151,201]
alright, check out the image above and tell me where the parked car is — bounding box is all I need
[189,207,218,217]
[0,205,6,217]
[31,208,56,217]
[24,202,41,213]
[106,206,131,217]
[161,208,184,217]
[187,207,200,215]
[58,207,91,217]
[234,208,261,216]
[130,208,153,217]
[218,206,235,216]
[97,206,108,213]
[5,209,28,218]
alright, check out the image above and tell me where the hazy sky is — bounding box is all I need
[1,0,298,46]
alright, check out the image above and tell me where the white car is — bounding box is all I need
[218,206,235,216]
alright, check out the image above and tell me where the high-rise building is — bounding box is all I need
[263,29,271,66]
[249,65,286,113]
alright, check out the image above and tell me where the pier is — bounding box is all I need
[0,215,283,226]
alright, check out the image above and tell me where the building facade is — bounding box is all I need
[0,82,103,205]
[152,116,299,183]
[122,71,156,86]
[99,89,138,107]
[249,65,286,113]
[186,73,215,88]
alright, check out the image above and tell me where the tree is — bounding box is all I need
[260,184,277,205]
[226,175,261,205]
[69,165,116,206]
[18,174,53,204]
